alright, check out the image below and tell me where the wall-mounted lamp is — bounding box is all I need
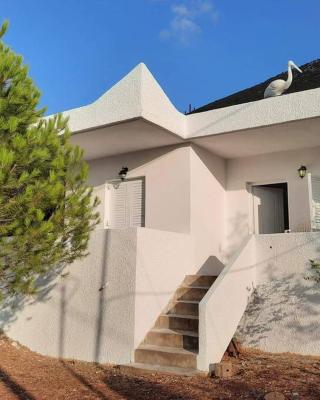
[119,166,128,181]
[298,165,307,179]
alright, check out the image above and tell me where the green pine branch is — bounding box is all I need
[0,21,100,300]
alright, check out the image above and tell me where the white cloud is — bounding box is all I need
[159,0,218,44]
[172,4,191,17]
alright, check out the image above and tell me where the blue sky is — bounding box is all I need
[1,0,319,114]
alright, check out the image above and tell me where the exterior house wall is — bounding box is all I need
[0,229,137,364]
[88,144,191,234]
[134,228,194,348]
[2,60,320,371]
[190,145,226,272]
[88,143,227,274]
[198,231,320,370]
[1,228,194,364]
[225,146,320,258]
[198,236,256,370]
[238,232,320,356]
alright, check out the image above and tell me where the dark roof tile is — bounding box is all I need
[190,59,320,114]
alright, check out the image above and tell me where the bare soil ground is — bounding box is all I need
[0,335,319,400]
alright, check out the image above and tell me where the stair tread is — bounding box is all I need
[185,275,217,278]
[137,344,197,355]
[173,300,199,304]
[136,274,219,371]
[162,313,199,320]
[122,363,203,377]
[150,328,199,337]
[180,285,211,290]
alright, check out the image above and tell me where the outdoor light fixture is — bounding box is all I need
[119,166,128,180]
[298,165,307,179]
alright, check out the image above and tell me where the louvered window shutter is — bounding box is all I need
[106,179,145,228]
[127,179,145,227]
[311,176,320,231]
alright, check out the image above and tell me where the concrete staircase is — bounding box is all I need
[132,275,217,375]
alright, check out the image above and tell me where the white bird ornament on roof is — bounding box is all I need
[264,60,302,98]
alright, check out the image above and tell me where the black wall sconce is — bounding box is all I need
[298,165,307,179]
[119,166,128,180]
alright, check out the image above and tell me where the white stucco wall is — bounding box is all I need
[190,145,226,271]
[187,88,320,139]
[62,62,320,146]
[134,228,194,348]
[225,146,320,257]
[88,142,319,273]
[65,63,186,138]
[198,236,256,370]
[198,231,320,370]
[88,143,228,274]
[238,232,320,356]
[88,144,191,234]
[1,229,137,364]
[1,227,195,365]
[5,61,320,370]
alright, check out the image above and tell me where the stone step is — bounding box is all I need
[167,300,199,316]
[175,286,210,302]
[133,274,220,371]
[122,363,203,377]
[183,275,217,287]
[135,344,197,369]
[143,328,199,350]
[156,314,198,332]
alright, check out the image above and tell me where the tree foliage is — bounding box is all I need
[0,21,99,299]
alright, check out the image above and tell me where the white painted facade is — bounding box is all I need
[237,233,320,356]
[2,64,320,371]
[1,228,194,364]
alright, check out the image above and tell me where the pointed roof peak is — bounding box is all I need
[64,62,186,136]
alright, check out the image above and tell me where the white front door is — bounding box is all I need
[308,174,320,231]
[253,186,285,234]
[106,178,145,228]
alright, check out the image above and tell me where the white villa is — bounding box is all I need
[1,61,320,374]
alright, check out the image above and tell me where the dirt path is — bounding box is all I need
[0,336,319,399]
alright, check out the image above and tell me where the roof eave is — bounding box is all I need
[48,64,320,147]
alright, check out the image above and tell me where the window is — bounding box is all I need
[106,178,145,228]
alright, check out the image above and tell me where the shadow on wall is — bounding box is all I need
[0,264,64,333]
[238,274,320,348]
[191,144,226,188]
[0,229,130,364]
[0,228,182,365]
[237,237,320,350]
[57,229,137,363]
[88,143,191,187]
[197,256,225,276]
[223,212,250,263]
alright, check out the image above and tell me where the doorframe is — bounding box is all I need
[307,172,320,232]
[247,179,289,235]
[307,173,314,230]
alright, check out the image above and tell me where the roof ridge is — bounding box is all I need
[191,59,320,114]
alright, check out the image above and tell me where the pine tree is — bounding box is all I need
[0,21,99,300]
